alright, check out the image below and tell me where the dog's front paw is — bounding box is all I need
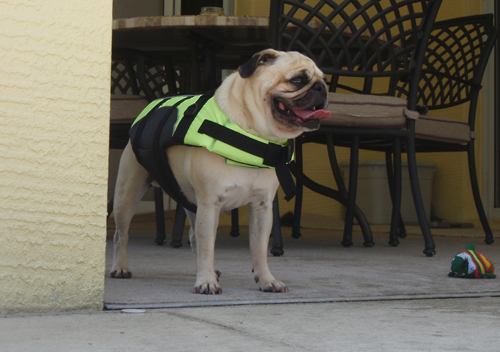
[193,283,222,295]
[193,271,222,294]
[110,268,132,279]
[255,275,288,293]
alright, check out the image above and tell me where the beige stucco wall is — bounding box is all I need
[0,0,112,314]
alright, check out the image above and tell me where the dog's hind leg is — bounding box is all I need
[110,142,152,278]
[249,199,288,293]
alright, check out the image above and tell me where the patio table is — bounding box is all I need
[113,15,273,91]
[112,14,396,90]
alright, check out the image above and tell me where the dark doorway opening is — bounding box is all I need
[181,0,223,15]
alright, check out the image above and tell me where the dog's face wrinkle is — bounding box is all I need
[287,70,310,89]
[283,91,327,110]
[279,71,324,103]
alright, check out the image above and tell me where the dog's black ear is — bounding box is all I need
[238,50,279,78]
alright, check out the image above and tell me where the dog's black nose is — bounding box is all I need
[312,82,325,93]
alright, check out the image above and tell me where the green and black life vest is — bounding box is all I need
[129,91,297,213]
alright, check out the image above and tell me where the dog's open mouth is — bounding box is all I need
[273,97,330,130]
[277,101,330,121]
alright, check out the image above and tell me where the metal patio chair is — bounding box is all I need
[269,0,443,255]
[392,14,500,245]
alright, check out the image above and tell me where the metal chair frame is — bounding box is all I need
[392,14,500,245]
[270,0,443,256]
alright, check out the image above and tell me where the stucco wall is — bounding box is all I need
[0,0,112,313]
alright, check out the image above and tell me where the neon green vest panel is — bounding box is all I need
[133,95,290,169]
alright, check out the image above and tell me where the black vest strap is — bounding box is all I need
[130,96,198,213]
[152,97,196,212]
[275,155,298,201]
[172,90,215,144]
[130,98,171,158]
[198,120,297,201]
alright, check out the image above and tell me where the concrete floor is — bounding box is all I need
[1,214,499,351]
[104,215,500,310]
[1,297,499,351]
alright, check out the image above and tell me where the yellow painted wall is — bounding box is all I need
[0,0,112,313]
[234,0,270,16]
[230,0,488,226]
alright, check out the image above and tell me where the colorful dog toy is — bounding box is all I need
[448,243,496,279]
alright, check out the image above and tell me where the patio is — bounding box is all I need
[104,212,500,310]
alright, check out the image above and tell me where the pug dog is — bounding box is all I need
[110,49,330,294]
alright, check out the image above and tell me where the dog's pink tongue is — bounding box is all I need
[291,107,331,120]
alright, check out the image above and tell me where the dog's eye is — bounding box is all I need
[290,76,306,87]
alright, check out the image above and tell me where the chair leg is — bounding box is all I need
[467,142,494,244]
[326,135,348,195]
[230,209,240,237]
[406,133,435,256]
[393,146,407,239]
[288,160,373,247]
[386,150,406,239]
[385,139,405,246]
[326,135,374,247]
[154,187,167,245]
[163,55,178,95]
[107,196,114,220]
[170,203,186,248]
[385,152,399,246]
[190,42,201,92]
[291,138,303,239]
[270,193,284,256]
[201,47,216,91]
[342,135,360,247]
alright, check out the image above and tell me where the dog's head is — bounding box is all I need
[216,49,330,142]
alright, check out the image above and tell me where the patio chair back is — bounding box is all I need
[269,0,442,110]
[392,14,500,245]
[111,55,141,96]
[269,0,445,255]
[136,54,179,101]
[396,14,500,128]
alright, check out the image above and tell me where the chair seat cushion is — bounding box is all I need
[415,115,473,144]
[110,94,150,124]
[321,93,417,129]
